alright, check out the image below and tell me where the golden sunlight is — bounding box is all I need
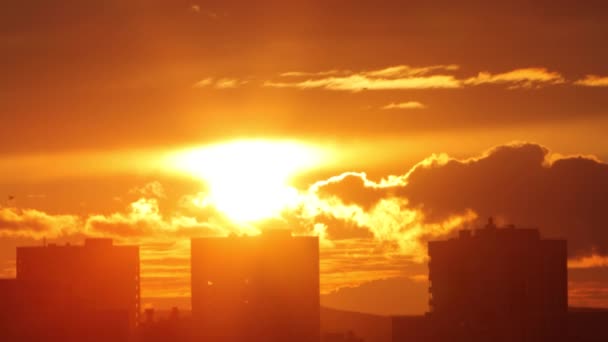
[169,140,324,223]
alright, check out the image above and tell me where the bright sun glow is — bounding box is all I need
[169,140,324,223]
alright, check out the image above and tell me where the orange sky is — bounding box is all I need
[1,1,608,313]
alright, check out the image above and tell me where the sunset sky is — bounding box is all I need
[1,1,608,314]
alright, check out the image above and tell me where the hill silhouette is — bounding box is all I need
[321,307,391,342]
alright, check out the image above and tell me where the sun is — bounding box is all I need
[170,140,323,223]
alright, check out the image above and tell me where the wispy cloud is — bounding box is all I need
[464,67,565,88]
[267,64,462,91]
[193,78,213,88]
[266,65,567,91]
[382,101,426,110]
[574,75,608,87]
[568,254,608,268]
[193,77,246,89]
[194,65,608,93]
[189,4,219,19]
[265,74,461,91]
[214,78,244,89]
[280,70,346,77]
[363,64,459,78]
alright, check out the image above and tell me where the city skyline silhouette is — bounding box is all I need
[1,222,607,341]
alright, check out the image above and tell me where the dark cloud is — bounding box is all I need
[314,173,391,210]
[403,143,608,256]
[314,214,374,240]
[311,142,608,258]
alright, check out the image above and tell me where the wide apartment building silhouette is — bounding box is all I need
[191,229,320,342]
[1,238,139,342]
[393,218,568,342]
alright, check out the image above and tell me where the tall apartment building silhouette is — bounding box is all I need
[191,230,320,342]
[0,278,19,337]
[427,218,567,342]
[9,238,140,341]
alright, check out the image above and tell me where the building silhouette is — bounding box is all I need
[567,307,608,342]
[393,219,568,342]
[391,315,433,342]
[1,238,140,342]
[428,218,567,341]
[139,307,194,342]
[191,230,320,342]
[2,223,605,342]
[0,278,20,340]
[322,330,365,342]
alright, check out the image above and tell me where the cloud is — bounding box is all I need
[193,77,246,89]
[310,172,396,210]
[569,254,608,269]
[0,260,16,278]
[265,74,462,91]
[362,64,459,78]
[298,172,477,265]
[266,65,569,91]
[408,274,428,283]
[214,78,244,89]
[280,70,346,77]
[85,198,228,240]
[189,4,219,19]
[0,195,227,241]
[139,240,192,298]
[382,101,426,110]
[568,281,608,308]
[574,75,608,87]
[266,64,462,91]
[193,65,597,93]
[279,65,458,79]
[193,78,213,87]
[0,207,79,239]
[464,67,565,88]
[401,142,608,257]
[129,181,166,198]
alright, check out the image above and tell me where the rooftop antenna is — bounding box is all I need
[485,217,497,229]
